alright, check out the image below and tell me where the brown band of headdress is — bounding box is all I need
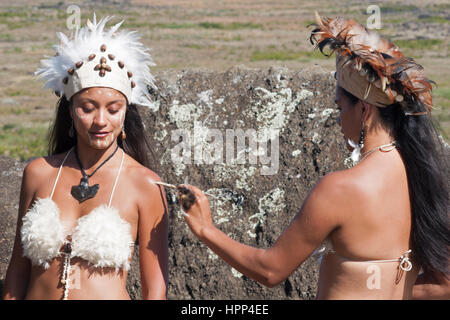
[310,12,433,116]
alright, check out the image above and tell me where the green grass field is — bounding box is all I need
[0,0,448,160]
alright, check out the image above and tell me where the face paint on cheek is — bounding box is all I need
[104,132,110,146]
[91,132,116,149]
[72,108,78,121]
[89,136,104,149]
[72,108,85,139]
[118,110,125,127]
[87,133,93,146]
[74,108,89,120]
[74,107,97,147]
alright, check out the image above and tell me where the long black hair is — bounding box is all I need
[342,88,449,278]
[47,96,155,169]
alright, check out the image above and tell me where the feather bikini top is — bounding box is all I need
[20,147,134,271]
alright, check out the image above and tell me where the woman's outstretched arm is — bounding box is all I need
[180,173,345,287]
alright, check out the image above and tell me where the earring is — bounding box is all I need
[349,122,365,163]
[121,128,126,140]
[358,123,365,149]
[69,119,74,138]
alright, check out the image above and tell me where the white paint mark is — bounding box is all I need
[292,149,301,157]
[231,267,243,278]
[312,132,321,144]
[248,187,285,237]
[147,99,160,112]
[321,108,335,117]
[207,248,218,261]
[154,129,167,142]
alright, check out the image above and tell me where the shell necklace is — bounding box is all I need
[360,141,396,162]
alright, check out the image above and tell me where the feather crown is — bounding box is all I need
[35,14,156,107]
[310,12,433,115]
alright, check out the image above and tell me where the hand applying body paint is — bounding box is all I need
[177,185,213,241]
[177,185,197,212]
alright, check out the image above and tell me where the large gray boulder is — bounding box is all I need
[0,157,26,297]
[1,66,347,299]
[139,66,346,299]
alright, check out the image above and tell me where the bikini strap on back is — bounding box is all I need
[399,249,413,272]
[50,147,74,200]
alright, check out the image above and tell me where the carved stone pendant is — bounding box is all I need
[71,175,99,203]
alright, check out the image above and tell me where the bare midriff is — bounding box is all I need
[24,257,131,300]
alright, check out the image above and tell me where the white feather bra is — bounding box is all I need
[20,148,134,271]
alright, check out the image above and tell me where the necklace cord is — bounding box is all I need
[75,144,120,178]
[360,141,396,162]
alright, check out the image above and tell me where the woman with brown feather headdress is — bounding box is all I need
[177,13,449,299]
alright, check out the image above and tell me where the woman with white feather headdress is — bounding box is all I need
[3,14,168,300]
[176,13,449,299]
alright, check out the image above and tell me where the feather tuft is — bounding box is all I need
[21,198,66,269]
[71,205,133,271]
[35,13,156,108]
[309,13,433,112]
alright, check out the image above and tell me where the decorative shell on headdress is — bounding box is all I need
[309,12,433,115]
[35,14,156,107]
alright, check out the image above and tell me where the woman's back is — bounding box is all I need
[316,149,419,299]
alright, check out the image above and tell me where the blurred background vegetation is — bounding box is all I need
[0,0,448,161]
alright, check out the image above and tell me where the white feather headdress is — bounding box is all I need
[35,14,156,107]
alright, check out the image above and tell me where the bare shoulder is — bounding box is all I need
[23,153,66,185]
[19,152,69,201]
[123,156,167,226]
[312,155,406,218]
[304,169,371,221]
[123,155,164,198]
[312,169,368,202]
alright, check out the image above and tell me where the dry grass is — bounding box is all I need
[0,0,448,159]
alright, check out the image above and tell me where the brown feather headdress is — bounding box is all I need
[309,12,433,115]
